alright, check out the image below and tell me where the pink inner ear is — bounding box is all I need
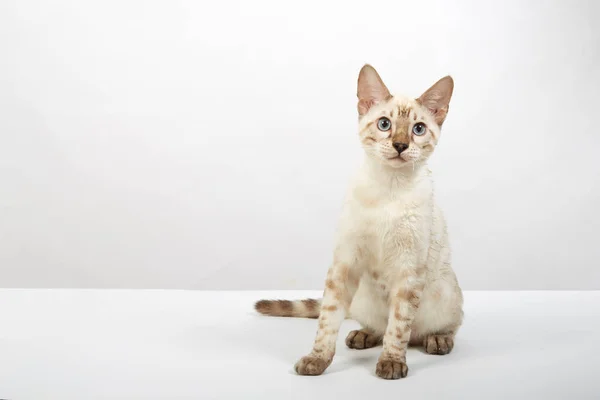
[421,101,449,126]
[358,99,375,116]
[427,106,440,115]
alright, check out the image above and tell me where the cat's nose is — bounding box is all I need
[393,142,409,154]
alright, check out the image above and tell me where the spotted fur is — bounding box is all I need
[255,64,463,380]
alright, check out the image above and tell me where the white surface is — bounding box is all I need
[1,290,599,399]
[1,0,600,290]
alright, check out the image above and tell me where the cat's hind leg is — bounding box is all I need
[410,274,463,356]
[423,332,455,355]
[345,280,388,350]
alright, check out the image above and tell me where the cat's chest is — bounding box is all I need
[337,178,433,251]
[345,199,431,266]
[341,192,428,239]
[357,199,424,233]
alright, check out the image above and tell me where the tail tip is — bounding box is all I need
[254,299,272,315]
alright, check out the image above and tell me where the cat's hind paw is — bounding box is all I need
[345,329,381,349]
[424,334,454,355]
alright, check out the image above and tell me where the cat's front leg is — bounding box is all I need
[376,264,426,380]
[294,260,360,376]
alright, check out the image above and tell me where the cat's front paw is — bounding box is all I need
[294,355,329,376]
[375,359,408,379]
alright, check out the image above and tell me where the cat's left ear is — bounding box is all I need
[417,76,454,126]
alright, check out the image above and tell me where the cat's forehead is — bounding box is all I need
[378,96,422,121]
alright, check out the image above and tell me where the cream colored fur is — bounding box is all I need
[255,65,463,379]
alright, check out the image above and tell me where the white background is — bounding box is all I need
[1,0,598,290]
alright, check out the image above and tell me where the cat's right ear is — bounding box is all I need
[357,64,391,116]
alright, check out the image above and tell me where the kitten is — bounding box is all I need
[255,65,464,380]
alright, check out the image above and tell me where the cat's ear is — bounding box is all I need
[417,76,454,126]
[357,64,391,116]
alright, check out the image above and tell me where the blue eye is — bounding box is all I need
[377,117,391,131]
[412,122,426,136]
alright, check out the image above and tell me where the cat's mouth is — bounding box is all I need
[387,155,406,162]
[385,155,414,167]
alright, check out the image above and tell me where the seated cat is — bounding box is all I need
[255,64,464,380]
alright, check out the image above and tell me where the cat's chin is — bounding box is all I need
[384,156,412,168]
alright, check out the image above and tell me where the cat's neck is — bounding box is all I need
[362,156,429,189]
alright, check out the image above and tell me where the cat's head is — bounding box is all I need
[356,64,453,169]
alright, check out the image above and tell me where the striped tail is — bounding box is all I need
[254,298,322,319]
